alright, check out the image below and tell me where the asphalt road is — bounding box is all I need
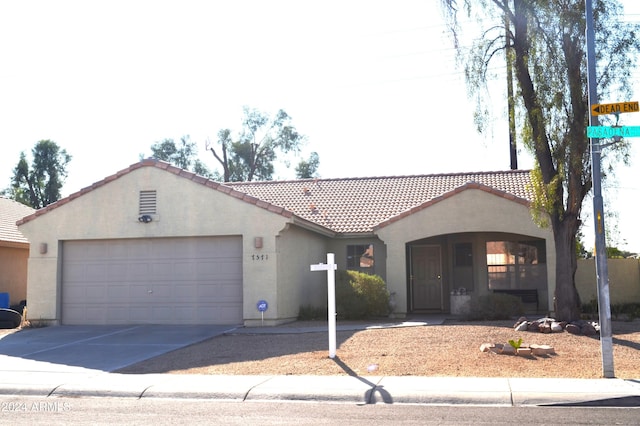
[1,397,639,425]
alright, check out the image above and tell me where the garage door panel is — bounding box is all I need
[107,263,129,281]
[106,284,130,302]
[62,237,243,325]
[127,262,151,280]
[198,282,241,299]
[64,263,109,283]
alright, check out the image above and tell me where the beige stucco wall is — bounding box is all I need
[0,244,29,306]
[576,258,640,305]
[376,188,556,317]
[18,166,301,325]
[254,224,330,326]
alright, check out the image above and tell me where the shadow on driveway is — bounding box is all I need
[0,324,236,372]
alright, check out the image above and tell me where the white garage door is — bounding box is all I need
[61,237,243,325]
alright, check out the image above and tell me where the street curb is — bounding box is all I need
[2,374,640,406]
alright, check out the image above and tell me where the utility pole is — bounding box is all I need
[585,0,614,378]
[505,10,518,170]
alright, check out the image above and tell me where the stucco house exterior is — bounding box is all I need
[17,158,555,326]
[0,197,35,308]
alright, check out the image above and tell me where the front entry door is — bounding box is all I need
[411,245,443,310]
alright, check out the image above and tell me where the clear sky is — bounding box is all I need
[1,0,638,252]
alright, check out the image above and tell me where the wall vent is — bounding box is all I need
[139,190,157,215]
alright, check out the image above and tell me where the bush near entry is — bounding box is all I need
[335,270,389,320]
[465,293,525,320]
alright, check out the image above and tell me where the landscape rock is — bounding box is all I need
[514,317,528,327]
[565,323,581,334]
[551,322,563,332]
[539,322,552,333]
[530,344,555,355]
[517,347,532,356]
[512,316,601,337]
[501,344,516,355]
[480,343,494,353]
[581,323,597,336]
[481,342,555,357]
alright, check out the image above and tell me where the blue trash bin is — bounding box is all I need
[0,293,9,309]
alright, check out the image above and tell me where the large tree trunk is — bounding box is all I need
[511,0,583,321]
[552,215,582,321]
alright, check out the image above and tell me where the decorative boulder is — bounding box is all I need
[517,347,532,356]
[551,322,563,332]
[527,322,540,332]
[530,344,555,355]
[539,322,552,333]
[581,323,597,336]
[480,343,494,353]
[500,344,515,355]
[565,323,581,334]
[514,317,528,327]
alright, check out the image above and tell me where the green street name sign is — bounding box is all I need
[587,126,640,138]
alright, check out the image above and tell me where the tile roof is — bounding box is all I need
[0,197,35,246]
[16,159,534,235]
[228,170,534,234]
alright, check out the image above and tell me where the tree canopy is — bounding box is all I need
[5,140,72,209]
[439,0,640,320]
[148,136,217,179]
[208,107,307,182]
[295,152,320,179]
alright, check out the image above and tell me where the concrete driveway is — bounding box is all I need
[0,324,237,373]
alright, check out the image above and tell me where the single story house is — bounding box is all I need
[0,197,35,308]
[17,158,555,326]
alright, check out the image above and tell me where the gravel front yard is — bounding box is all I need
[115,319,640,378]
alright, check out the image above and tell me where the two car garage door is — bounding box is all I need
[61,236,243,325]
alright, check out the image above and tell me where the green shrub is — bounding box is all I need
[297,304,327,321]
[335,270,389,320]
[581,298,599,315]
[466,293,524,320]
[582,299,640,321]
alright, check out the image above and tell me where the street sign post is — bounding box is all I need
[591,101,639,116]
[586,126,640,138]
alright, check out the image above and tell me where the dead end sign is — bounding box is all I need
[591,101,639,116]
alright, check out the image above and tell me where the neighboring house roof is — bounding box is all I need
[17,159,534,235]
[0,197,35,246]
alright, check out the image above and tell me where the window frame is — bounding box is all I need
[346,244,375,273]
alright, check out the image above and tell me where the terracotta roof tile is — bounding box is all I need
[228,170,534,233]
[0,197,35,245]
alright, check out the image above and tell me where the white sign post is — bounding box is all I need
[310,253,338,359]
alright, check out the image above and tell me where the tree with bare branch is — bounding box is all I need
[207,107,306,182]
[439,0,639,320]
